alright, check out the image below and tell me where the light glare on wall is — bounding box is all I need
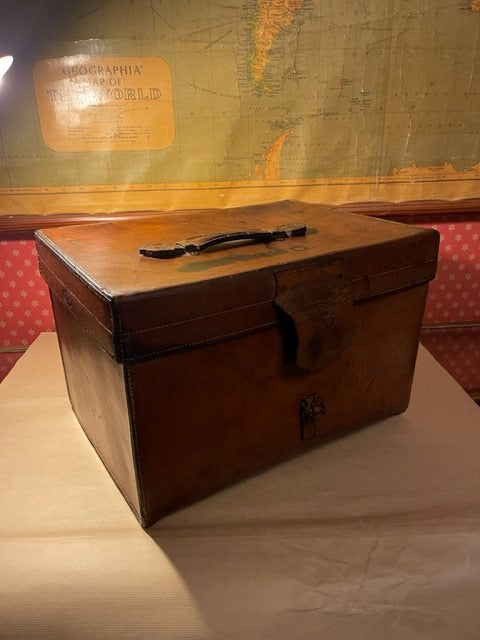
[0,55,13,80]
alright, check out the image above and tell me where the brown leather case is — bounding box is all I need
[35,201,439,527]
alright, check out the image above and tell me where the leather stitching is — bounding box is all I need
[126,299,273,335]
[123,321,276,362]
[37,232,114,299]
[124,364,149,526]
[49,288,115,360]
[40,260,112,333]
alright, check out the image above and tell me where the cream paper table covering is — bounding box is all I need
[1,333,480,640]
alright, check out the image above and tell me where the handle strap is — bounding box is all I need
[139,223,306,259]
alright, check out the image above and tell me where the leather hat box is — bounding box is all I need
[36,201,439,527]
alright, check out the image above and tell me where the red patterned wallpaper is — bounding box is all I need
[0,351,24,380]
[1,219,479,393]
[391,215,480,393]
[421,329,480,392]
[0,239,55,380]
[422,219,480,324]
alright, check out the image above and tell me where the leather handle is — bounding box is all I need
[139,223,306,258]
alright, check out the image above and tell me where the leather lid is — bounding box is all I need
[36,201,439,364]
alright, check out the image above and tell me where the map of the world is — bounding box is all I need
[0,0,479,213]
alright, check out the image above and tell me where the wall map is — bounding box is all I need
[0,0,479,214]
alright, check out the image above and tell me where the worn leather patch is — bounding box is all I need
[274,262,354,373]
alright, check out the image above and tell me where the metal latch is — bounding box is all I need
[299,393,326,440]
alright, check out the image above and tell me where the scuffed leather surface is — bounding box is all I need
[35,202,440,525]
[36,201,439,363]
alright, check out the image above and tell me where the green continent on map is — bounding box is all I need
[249,0,303,90]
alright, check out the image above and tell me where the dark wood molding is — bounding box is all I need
[0,211,166,237]
[339,198,480,217]
[421,321,480,332]
[0,345,28,354]
[0,198,479,236]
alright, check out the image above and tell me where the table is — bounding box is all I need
[1,333,479,639]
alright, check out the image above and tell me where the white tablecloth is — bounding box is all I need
[1,333,480,639]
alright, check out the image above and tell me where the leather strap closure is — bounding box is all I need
[274,262,354,373]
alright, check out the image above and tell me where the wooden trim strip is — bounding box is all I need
[0,198,479,235]
[0,345,28,354]
[339,198,480,217]
[421,322,480,331]
[0,211,166,236]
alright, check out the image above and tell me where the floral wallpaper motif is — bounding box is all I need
[0,219,479,393]
[0,351,24,380]
[0,239,55,380]
[416,217,480,393]
[421,329,480,393]
[422,220,480,324]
